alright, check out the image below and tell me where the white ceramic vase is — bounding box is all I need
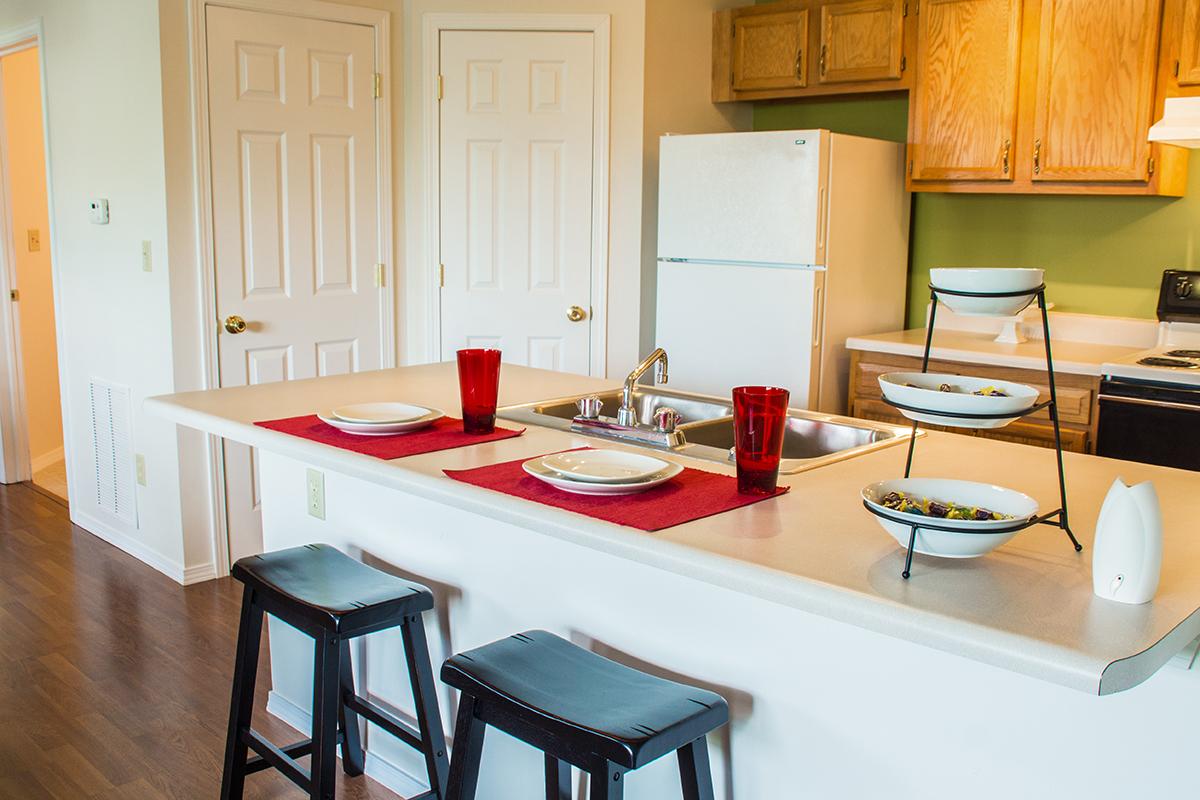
[1092,479,1163,605]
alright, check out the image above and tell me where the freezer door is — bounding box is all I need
[657,130,826,267]
[655,260,823,408]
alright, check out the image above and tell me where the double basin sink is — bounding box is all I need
[498,386,911,474]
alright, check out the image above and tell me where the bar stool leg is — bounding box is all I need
[589,760,624,800]
[401,614,451,797]
[677,736,716,800]
[220,588,264,800]
[338,640,365,776]
[544,755,571,800]
[445,695,486,800]
[310,633,342,800]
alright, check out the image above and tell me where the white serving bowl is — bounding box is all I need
[862,478,1039,558]
[878,372,1040,429]
[928,268,1044,317]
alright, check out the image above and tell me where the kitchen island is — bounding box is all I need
[148,363,1200,799]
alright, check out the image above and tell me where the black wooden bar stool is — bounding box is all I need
[440,630,729,799]
[221,544,450,800]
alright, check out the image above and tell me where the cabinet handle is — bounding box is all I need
[1002,139,1011,175]
[795,47,804,80]
[1033,138,1042,175]
[820,44,827,76]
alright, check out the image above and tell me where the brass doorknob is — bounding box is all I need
[223,315,247,334]
[567,305,587,322]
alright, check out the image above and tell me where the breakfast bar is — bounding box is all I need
[148,363,1200,799]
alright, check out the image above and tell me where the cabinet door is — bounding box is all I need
[732,9,809,91]
[909,0,1023,181]
[818,0,904,84]
[1031,0,1162,182]
[1180,0,1200,86]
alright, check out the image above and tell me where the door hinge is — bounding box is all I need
[1149,156,1156,177]
[8,289,17,301]
[908,159,914,176]
[438,263,445,288]
[374,263,385,288]
[372,73,382,99]
[437,74,444,102]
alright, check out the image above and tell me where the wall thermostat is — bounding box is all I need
[89,198,109,225]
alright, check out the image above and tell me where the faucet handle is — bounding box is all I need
[652,406,682,433]
[576,395,603,419]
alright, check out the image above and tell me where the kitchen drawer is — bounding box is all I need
[852,398,1090,454]
[851,356,1094,424]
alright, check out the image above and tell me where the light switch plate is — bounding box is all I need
[306,468,326,520]
[27,229,40,252]
[135,454,147,486]
[141,240,152,272]
[89,198,109,225]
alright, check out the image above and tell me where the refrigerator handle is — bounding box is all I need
[812,284,824,349]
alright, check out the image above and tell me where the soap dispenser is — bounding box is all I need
[1092,479,1163,605]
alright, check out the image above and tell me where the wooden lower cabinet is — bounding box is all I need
[847,349,1097,453]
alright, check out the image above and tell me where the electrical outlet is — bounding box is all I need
[135,454,147,486]
[306,468,326,520]
[141,240,152,272]
[27,229,40,252]
[89,198,109,225]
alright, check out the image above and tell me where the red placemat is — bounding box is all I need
[254,415,524,459]
[443,449,789,532]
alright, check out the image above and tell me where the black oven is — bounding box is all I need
[1096,378,1200,471]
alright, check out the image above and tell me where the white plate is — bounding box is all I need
[929,268,1044,317]
[317,408,443,436]
[331,402,435,425]
[862,478,1038,558]
[523,457,683,495]
[878,372,1039,430]
[540,450,671,484]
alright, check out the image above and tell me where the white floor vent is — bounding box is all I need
[89,378,138,526]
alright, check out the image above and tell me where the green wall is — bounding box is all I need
[754,97,1199,328]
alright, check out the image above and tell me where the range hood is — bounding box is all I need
[1148,97,1200,148]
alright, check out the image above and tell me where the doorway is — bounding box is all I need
[0,43,66,504]
[197,2,392,566]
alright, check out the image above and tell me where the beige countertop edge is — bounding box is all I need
[144,393,1175,696]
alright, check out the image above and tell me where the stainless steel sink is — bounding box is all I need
[498,386,912,474]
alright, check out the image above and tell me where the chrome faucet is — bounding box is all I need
[617,348,669,427]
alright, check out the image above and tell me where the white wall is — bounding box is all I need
[0,0,190,578]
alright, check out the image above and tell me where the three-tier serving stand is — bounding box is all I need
[863,282,1084,579]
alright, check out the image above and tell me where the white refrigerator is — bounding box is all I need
[655,129,910,413]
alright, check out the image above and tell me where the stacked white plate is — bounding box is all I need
[318,402,443,435]
[522,450,683,496]
[878,372,1039,429]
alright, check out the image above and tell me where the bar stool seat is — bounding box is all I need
[232,543,433,635]
[222,544,449,800]
[442,630,729,799]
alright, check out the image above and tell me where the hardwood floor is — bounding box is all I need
[0,482,403,799]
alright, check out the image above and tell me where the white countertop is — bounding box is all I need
[147,363,1200,695]
[846,328,1145,376]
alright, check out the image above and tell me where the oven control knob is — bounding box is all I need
[1175,277,1193,299]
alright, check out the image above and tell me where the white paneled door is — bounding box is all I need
[439,30,596,374]
[206,6,384,563]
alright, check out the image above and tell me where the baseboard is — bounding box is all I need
[70,508,187,585]
[30,447,64,473]
[182,562,217,585]
[266,690,429,797]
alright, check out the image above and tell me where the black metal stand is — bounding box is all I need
[871,284,1083,580]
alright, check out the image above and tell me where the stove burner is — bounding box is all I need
[1138,356,1200,369]
[1165,349,1200,359]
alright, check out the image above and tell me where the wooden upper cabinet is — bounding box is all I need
[732,9,809,91]
[909,0,1023,181]
[1030,0,1162,182]
[1176,0,1200,87]
[818,0,905,84]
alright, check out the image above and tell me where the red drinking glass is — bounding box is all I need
[456,348,502,434]
[732,386,790,495]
